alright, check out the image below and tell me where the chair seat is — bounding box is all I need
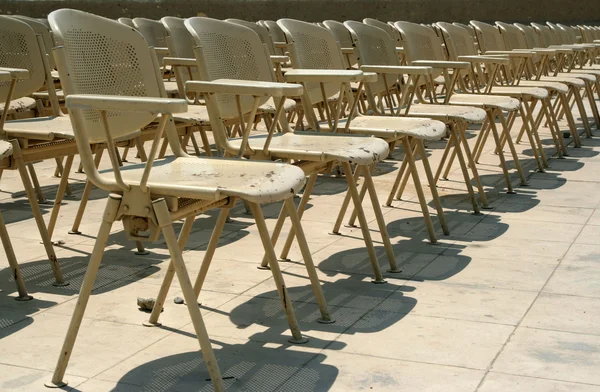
[519,80,569,94]
[0,97,37,115]
[333,116,446,140]
[32,89,65,101]
[4,116,76,140]
[448,94,520,111]
[539,76,585,88]
[163,81,180,96]
[171,104,210,125]
[0,140,13,160]
[111,156,306,203]
[487,86,549,100]
[229,131,390,165]
[406,104,486,123]
[259,97,297,114]
[556,72,596,82]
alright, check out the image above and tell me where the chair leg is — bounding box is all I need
[417,139,449,235]
[152,199,225,392]
[332,166,360,235]
[347,171,369,227]
[497,109,527,186]
[284,198,333,323]
[12,143,65,286]
[386,152,409,206]
[585,82,600,128]
[434,132,455,183]
[0,212,31,301]
[45,194,120,389]
[362,164,400,273]
[27,163,46,204]
[342,161,387,283]
[573,88,593,138]
[519,102,547,171]
[451,125,482,215]
[248,201,307,344]
[135,137,148,162]
[485,110,514,193]
[277,173,317,262]
[47,155,74,240]
[546,96,571,154]
[198,128,213,156]
[70,148,104,235]
[193,209,229,297]
[54,157,73,196]
[146,215,196,326]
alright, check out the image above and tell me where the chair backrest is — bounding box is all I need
[470,20,507,52]
[184,17,273,119]
[495,21,529,50]
[132,18,168,48]
[0,16,46,102]
[118,17,135,28]
[557,23,579,44]
[49,9,162,144]
[393,21,446,63]
[226,18,276,55]
[277,18,346,104]
[260,20,287,44]
[531,23,558,47]
[435,22,479,59]
[514,23,542,48]
[363,18,401,45]
[578,25,594,43]
[12,15,56,69]
[546,22,570,45]
[343,21,400,95]
[161,16,200,87]
[323,20,358,68]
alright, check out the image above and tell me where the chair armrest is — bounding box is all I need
[341,47,355,54]
[0,71,11,82]
[527,48,558,56]
[0,67,30,79]
[485,51,534,58]
[547,46,574,53]
[154,47,170,55]
[66,94,188,114]
[162,57,197,67]
[412,60,470,69]
[270,55,290,63]
[360,65,432,75]
[274,42,288,49]
[284,69,365,83]
[186,79,304,97]
[457,55,510,65]
[361,72,378,83]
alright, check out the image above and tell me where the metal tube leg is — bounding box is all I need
[386,154,409,206]
[342,162,386,283]
[456,124,488,209]
[12,144,65,286]
[403,138,437,244]
[193,208,230,297]
[362,165,400,273]
[585,82,600,128]
[573,88,592,138]
[47,155,74,240]
[0,212,31,301]
[435,132,455,183]
[417,140,449,235]
[278,174,317,262]
[45,194,121,389]
[486,110,514,193]
[347,172,369,227]
[198,128,213,156]
[395,153,413,200]
[474,125,491,163]
[54,157,72,196]
[70,148,104,235]
[248,202,307,344]
[452,126,481,215]
[547,97,571,154]
[146,215,196,326]
[498,109,527,186]
[332,166,360,234]
[519,103,546,171]
[152,199,225,392]
[27,163,46,204]
[284,198,333,323]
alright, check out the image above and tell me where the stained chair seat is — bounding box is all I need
[0,140,13,160]
[229,131,390,165]
[323,116,447,140]
[518,80,569,94]
[486,86,549,100]
[259,97,297,114]
[405,104,486,123]
[448,94,520,111]
[107,156,306,204]
[0,97,37,115]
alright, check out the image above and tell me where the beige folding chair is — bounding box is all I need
[185,17,401,282]
[274,19,451,243]
[323,20,359,69]
[46,9,333,391]
[0,68,34,301]
[472,21,595,144]
[437,22,563,169]
[258,20,289,55]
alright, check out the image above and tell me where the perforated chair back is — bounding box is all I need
[132,18,167,48]
[469,20,507,52]
[344,21,400,95]
[557,23,579,44]
[12,15,57,69]
[435,22,479,59]
[118,17,135,29]
[323,20,358,67]
[277,18,345,104]
[496,21,529,50]
[226,19,277,55]
[161,16,201,85]
[184,17,273,119]
[363,18,401,45]
[393,21,446,82]
[547,22,570,45]
[0,16,46,102]
[260,20,287,44]
[49,9,162,145]
[531,23,559,47]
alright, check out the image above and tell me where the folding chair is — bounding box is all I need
[185,17,401,282]
[258,20,289,55]
[46,9,332,391]
[323,20,359,69]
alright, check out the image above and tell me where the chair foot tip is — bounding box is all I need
[506,191,517,195]
[386,268,402,274]
[344,224,357,228]
[135,251,150,256]
[279,258,291,262]
[52,281,70,287]
[142,321,162,327]
[68,230,81,235]
[317,318,336,325]
[328,231,342,236]
[371,278,388,284]
[288,336,309,345]
[15,295,33,301]
[256,265,271,270]
[44,380,68,388]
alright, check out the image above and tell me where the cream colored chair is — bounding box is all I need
[323,20,359,69]
[185,17,402,281]
[258,20,289,55]
[47,9,333,391]
[276,18,451,242]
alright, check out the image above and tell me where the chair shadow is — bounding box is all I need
[108,341,338,392]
